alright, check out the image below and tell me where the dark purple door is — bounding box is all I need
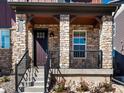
[34,29,48,66]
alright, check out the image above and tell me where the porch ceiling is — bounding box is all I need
[71,16,97,25]
[9,3,118,15]
[29,15,99,25]
[31,15,59,24]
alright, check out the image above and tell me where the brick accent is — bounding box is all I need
[60,14,70,68]
[0,49,12,74]
[100,16,113,68]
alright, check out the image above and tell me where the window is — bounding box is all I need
[73,30,86,58]
[18,20,23,32]
[0,29,10,48]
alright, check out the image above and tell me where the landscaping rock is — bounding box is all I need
[0,75,15,93]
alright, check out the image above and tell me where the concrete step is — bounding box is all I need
[24,86,44,92]
[35,77,44,81]
[34,81,44,86]
[20,81,33,87]
[37,70,44,73]
[37,66,44,69]
[36,73,44,77]
[20,80,44,87]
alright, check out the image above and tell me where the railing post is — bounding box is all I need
[15,63,18,93]
[99,50,103,68]
[44,64,46,93]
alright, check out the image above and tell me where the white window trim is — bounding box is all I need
[72,30,87,59]
[0,28,10,49]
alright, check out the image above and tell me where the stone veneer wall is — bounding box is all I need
[28,28,33,62]
[60,15,70,68]
[100,16,113,68]
[0,49,12,74]
[70,25,100,68]
[11,14,27,71]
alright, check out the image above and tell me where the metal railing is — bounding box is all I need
[44,50,102,69]
[44,50,102,92]
[44,51,52,93]
[46,50,102,69]
[8,0,58,2]
[15,49,30,92]
[7,0,93,3]
[70,50,103,69]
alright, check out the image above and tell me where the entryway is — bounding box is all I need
[34,29,48,66]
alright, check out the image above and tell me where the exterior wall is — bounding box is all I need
[70,25,99,68]
[11,14,27,71]
[113,5,124,75]
[100,15,113,68]
[0,49,12,74]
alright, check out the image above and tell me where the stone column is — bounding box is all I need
[11,14,27,71]
[60,14,70,68]
[100,16,113,68]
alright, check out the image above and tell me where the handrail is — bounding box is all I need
[44,51,51,93]
[15,49,30,93]
[7,0,96,3]
[16,50,28,67]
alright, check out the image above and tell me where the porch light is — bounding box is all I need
[50,32,54,37]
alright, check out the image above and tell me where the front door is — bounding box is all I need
[34,29,48,66]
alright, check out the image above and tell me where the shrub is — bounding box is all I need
[102,82,115,92]
[53,79,66,92]
[76,79,89,92]
[90,82,115,93]
[1,76,10,82]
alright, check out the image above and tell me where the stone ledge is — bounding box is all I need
[52,69,113,76]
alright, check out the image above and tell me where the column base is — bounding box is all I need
[60,63,69,68]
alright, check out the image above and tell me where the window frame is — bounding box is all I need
[0,28,10,49]
[18,20,24,32]
[72,30,87,59]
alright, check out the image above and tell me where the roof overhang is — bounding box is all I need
[8,2,118,15]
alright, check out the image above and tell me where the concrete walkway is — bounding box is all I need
[113,84,124,93]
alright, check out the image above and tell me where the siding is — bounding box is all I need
[113,6,124,75]
[0,2,15,28]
